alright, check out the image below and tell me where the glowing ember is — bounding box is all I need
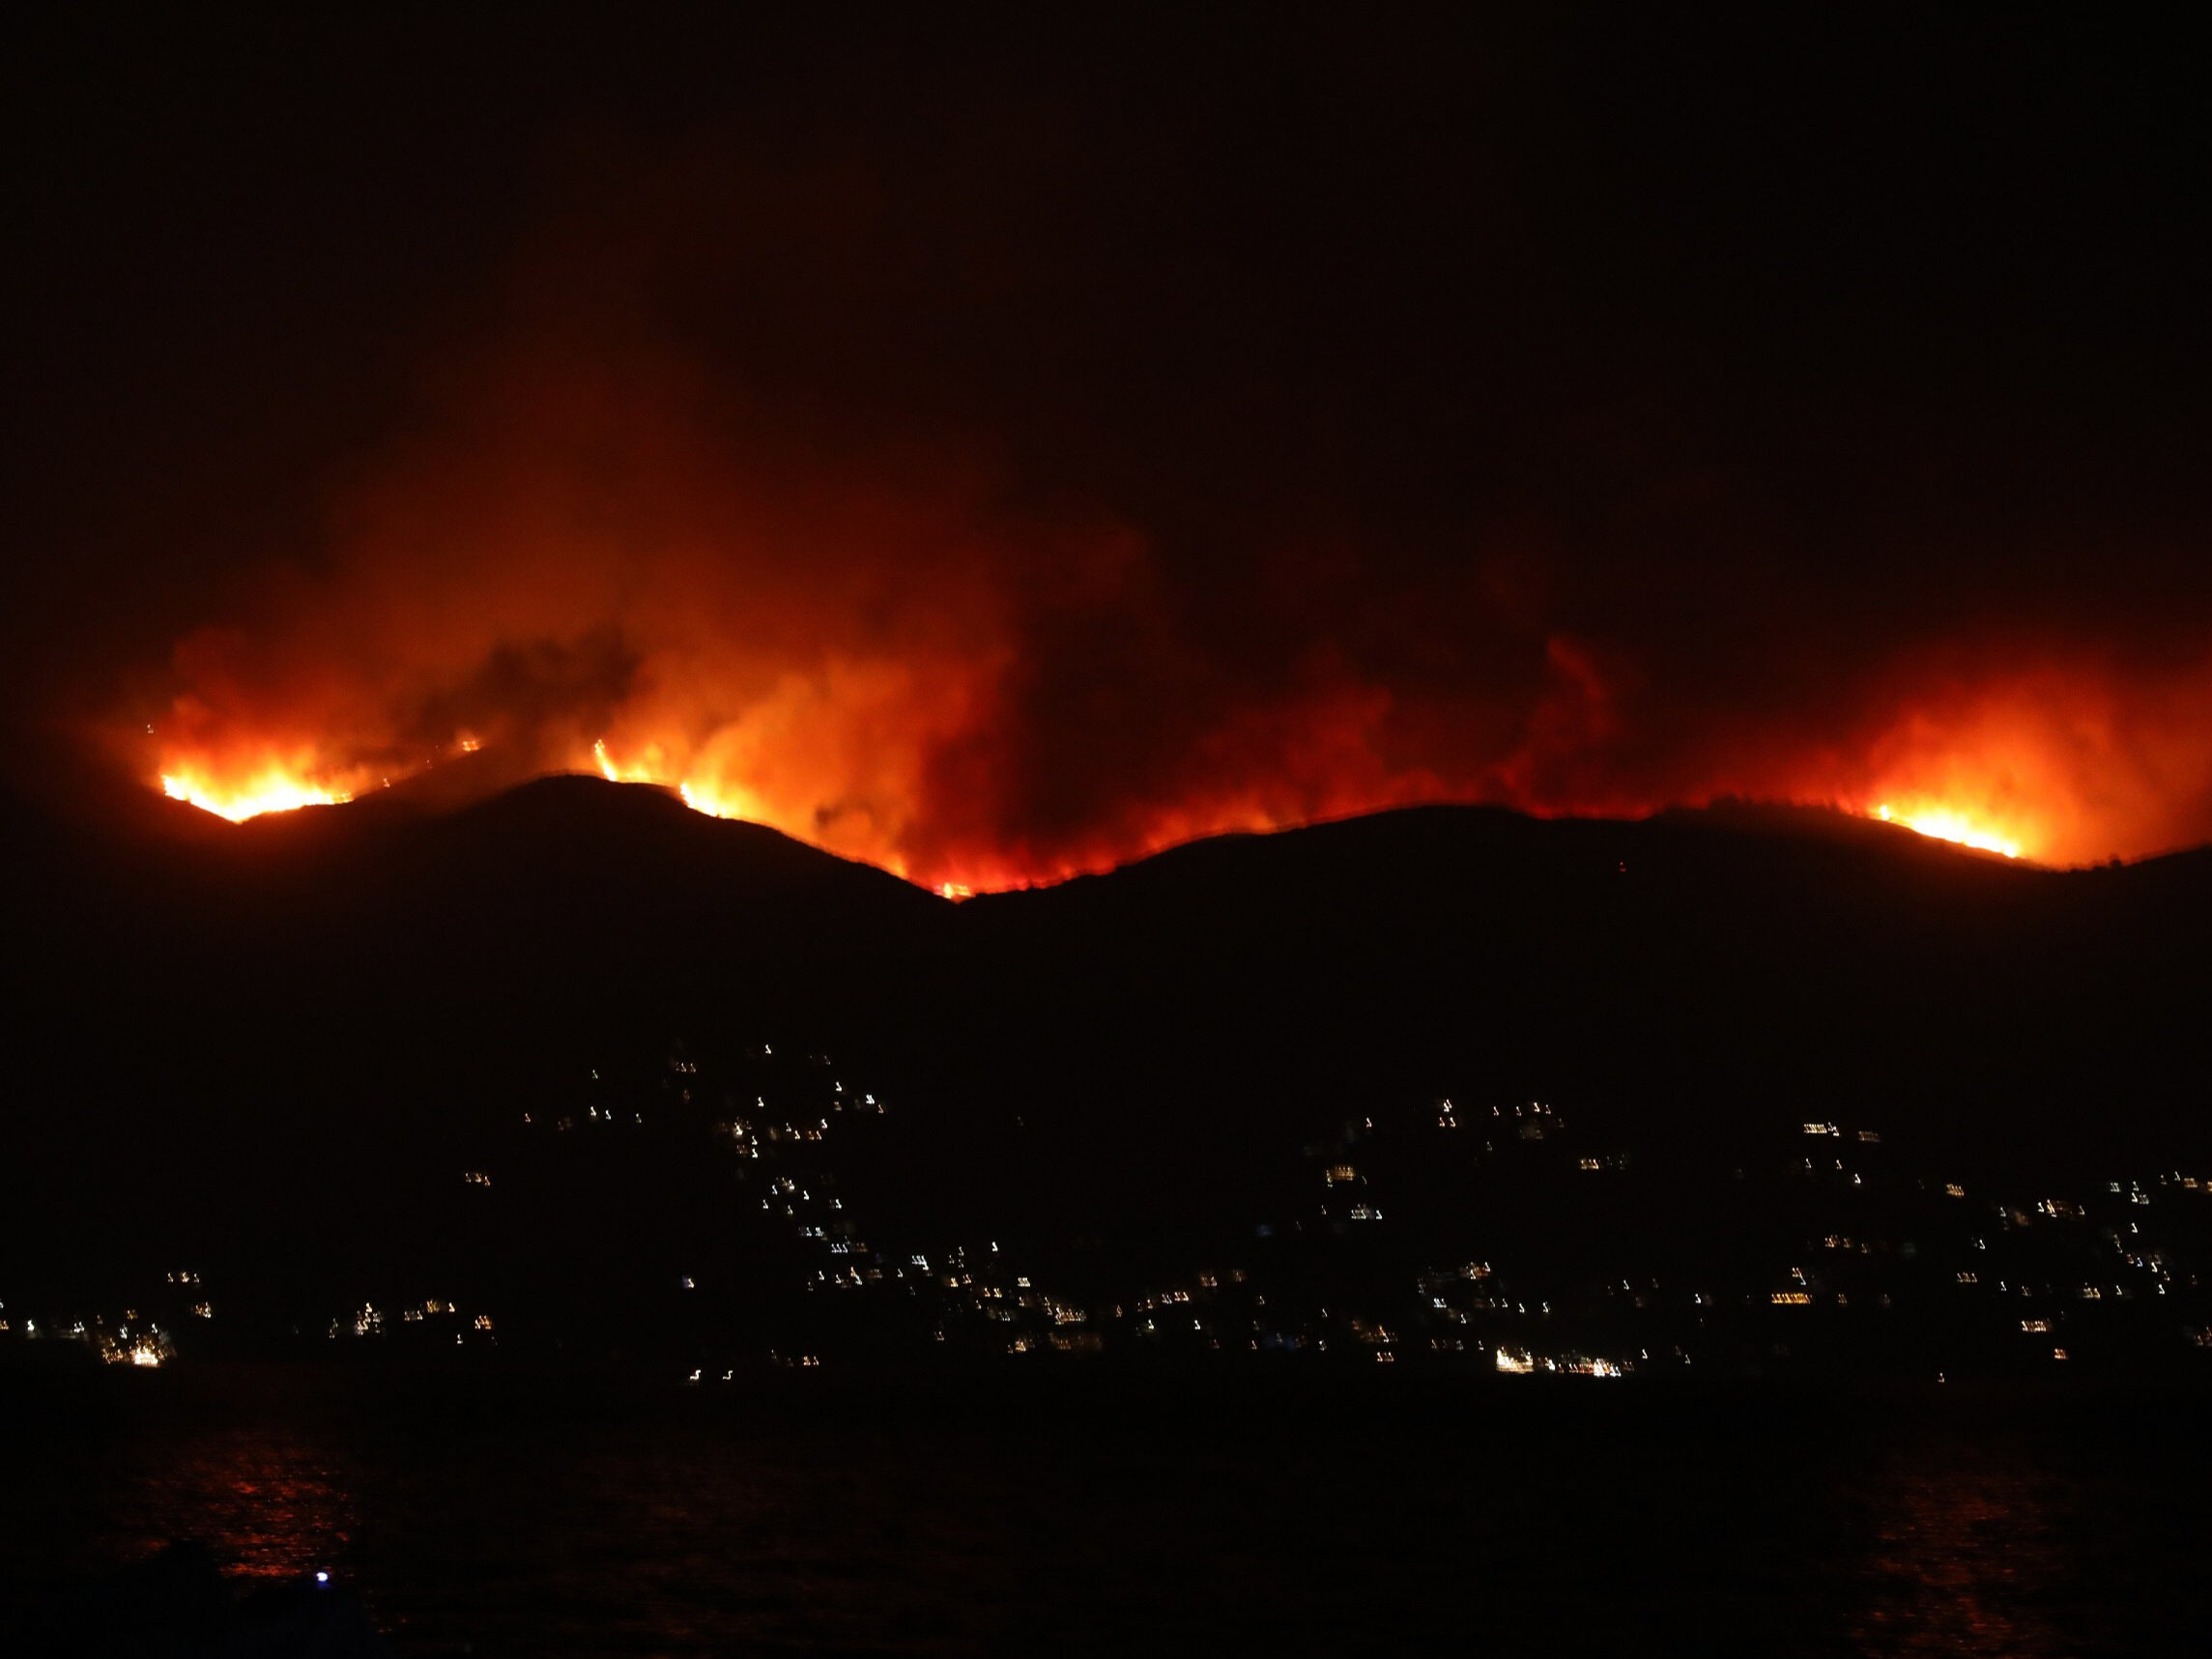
[1874,803,2022,859]
[161,769,351,821]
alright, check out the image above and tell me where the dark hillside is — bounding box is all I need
[910,804,2210,1253]
[3,781,2207,1316]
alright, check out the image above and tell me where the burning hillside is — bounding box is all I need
[129,362,2211,890]
[80,43,2212,887]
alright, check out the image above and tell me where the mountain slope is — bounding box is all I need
[3,780,2207,1304]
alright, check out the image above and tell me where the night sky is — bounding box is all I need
[7,11,2209,884]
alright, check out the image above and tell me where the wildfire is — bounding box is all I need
[1873,803,2022,860]
[160,768,352,822]
[592,741,765,826]
[148,736,2057,886]
[675,778,763,821]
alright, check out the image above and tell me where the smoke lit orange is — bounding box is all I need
[125,341,2212,884]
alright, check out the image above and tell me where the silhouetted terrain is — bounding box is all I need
[3,776,2207,1372]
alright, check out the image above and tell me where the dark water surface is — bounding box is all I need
[5,1366,2207,1655]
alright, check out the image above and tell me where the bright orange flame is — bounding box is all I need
[149,724,2068,881]
[160,767,352,822]
[145,641,2212,884]
[1873,803,2022,859]
[674,778,763,822]
[120,195,2212,889]
[592,741,768,828]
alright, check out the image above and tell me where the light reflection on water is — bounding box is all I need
[1847,1439,2071,1657]
[12,1377,2209,1655]
[101,1421,362,1585]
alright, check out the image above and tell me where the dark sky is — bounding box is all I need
[7,10,2209,880]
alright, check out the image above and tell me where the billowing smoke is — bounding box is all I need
[140,311,2212,881]
[145,331,1573,886]
[102,43,2212,882]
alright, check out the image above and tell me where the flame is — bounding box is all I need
[139,748,2050,880]
[141,725,2061,882]
[674,780,763,822]
[592,742,766,828]
[103,129,2212,887]
[130,434,2212,880]
[139,715,2167,882]
[161,766,353,822]
[144,695,2124,880]
[138,600,2212,879]
[1873,803,2021,860]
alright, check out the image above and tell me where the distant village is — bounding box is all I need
[7,1035,2210,1387]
